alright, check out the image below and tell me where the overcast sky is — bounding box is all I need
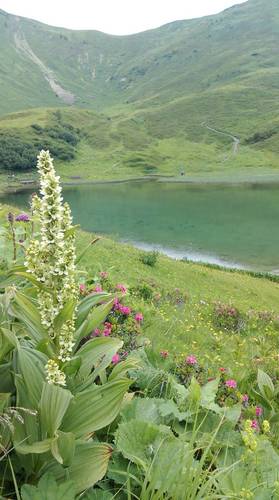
[0,0,247,35]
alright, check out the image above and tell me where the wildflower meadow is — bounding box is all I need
[1,151,279,498]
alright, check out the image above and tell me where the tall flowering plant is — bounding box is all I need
[25,150,78,384]
[1,150,134,495]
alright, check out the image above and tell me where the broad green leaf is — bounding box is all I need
[14,374,39,446]
[10,270,51,291]
[74,299,114,346]
[148,436,195,498]
[115,419,172,469]
[201,378,219,407]
[0,327,17,361]
[53,299,77,331]
[21,473,75,500]
[121,397,189,425]
[16,438,53,454]
[188,377,202,407]
[15,346,47,408]
[109,358,140,381]
[76,337,123,380]
[45,442,112,494]
[82,491,114,500]
[50,431,75,466]
[39,382,73,437]
[257,369,274,400]
[11,292,48,344]
[62,378,131,437]
[76,292,111,328]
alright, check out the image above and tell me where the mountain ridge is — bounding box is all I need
[0,0,279,183]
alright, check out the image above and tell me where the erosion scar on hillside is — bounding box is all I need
[202,122,240,154]
[14,31,75,105]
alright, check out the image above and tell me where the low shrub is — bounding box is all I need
[139,249,159,267]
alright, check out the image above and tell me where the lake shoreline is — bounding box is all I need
[3,171,279,195]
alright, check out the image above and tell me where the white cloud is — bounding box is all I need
[0,0,247,34]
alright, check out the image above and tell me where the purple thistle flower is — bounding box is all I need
[15,213,30,222]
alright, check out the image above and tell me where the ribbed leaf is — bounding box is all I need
[39,382,73,437]
[15,346,47,407]
[21,473,75,500]
[74,299,114,346]
[53,299,77,331]
[46,442,112,494]
[77,337,123,380]
[76,293,111,328]
[109,358,140,381]
[11,292,48,344]
[15,438,53,455]
[62,378,131,437]
[50,431,75,466]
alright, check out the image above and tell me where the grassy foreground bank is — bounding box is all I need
[2,202,279,379]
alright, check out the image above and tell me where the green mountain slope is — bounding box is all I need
[0,0,278,181]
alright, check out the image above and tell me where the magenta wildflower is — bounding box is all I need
[113,298,120,310]
[91,328,100,337]
[225,379,237,389]
[242,394,249,404]
[119,305,131,316]
[135,312,144,323]
[100,271,109,279]
[94,285,103,293]
[219,367,226,373]
[103,322,112,336]
[116,284,127,294]
[186,355,197,365]
[255,406,263,417]
[112,353,120,365]
[15,213,30,222]
[251,419,259,430]
[79,284,86,293]
[160,350,169,359]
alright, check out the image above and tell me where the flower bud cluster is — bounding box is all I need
[24,151,78,385]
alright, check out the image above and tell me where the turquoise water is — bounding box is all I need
[2,181,279,272]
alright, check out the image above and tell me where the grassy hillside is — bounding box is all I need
[1,0,279,179]
[2,201,279,379]
[1,106,279,194]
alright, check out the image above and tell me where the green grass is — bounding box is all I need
[72,228,279,379]
[1,0,279,186]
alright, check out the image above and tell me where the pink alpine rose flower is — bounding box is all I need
[186,355,197,365]
[160,350,169,359]
[112,354,120,365]
[225,379,237,389]
[115,284,127,294]
[135,312,144,323]
[255,406,263,417]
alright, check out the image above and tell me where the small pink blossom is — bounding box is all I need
[91,328,100,337]
[251,419,259,430]
[225,379,237,389]
[186,355,197,365]
[79,284,86,293]
[112,354,120,365]
[135,312,144,323]
[100,271,109,279]
[116,284,127,294]
[103,322,112,336]
[255,406,263,417]
[119,305,131,316]
[219,367,226,373]
[113,298,120,310]
[94,285,103,293]
[242,394,249,404]
[160,350,169,358]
